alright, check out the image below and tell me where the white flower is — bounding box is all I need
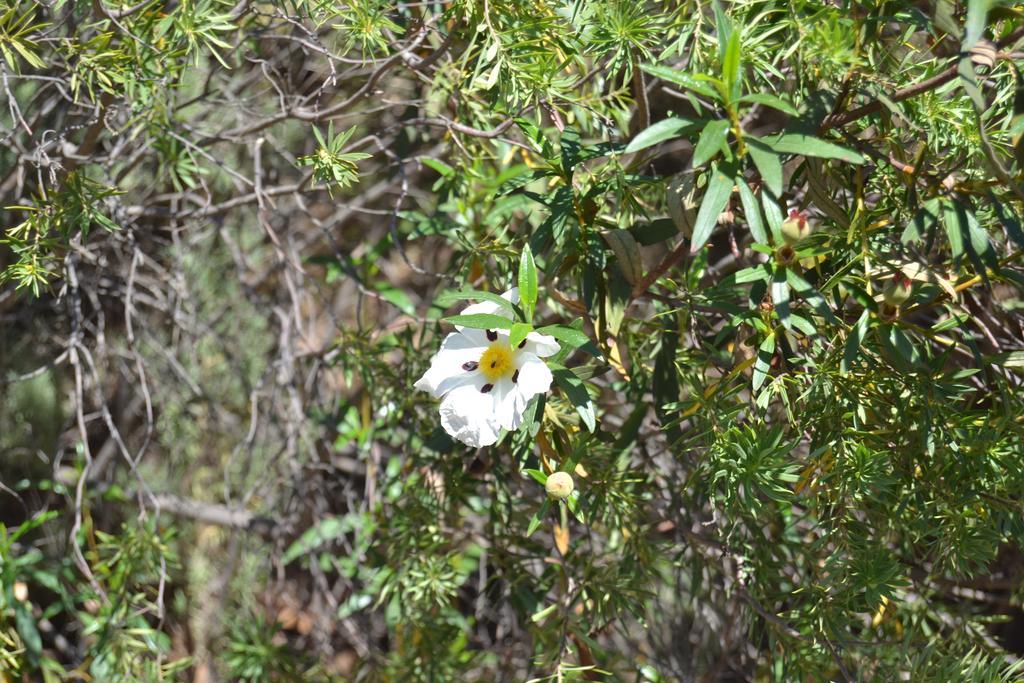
[415,288,559,448]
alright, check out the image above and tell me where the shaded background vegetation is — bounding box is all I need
[3,0,1024,680]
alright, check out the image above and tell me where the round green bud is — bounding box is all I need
[780,209,812,245]
[882,274,913,307]
[545,471,574,500]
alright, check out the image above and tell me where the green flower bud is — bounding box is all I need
[545,471,574,500]
[780,209,812,245]
[882,274,913,306]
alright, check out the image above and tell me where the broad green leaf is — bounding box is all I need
[690,163,735,252]
[747,137,783,196]
[692,119,731,168]
[764,133,865,164]
[444,313,514,329]
[625,117,701,153]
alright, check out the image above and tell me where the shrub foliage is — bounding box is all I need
[2,0,1024,680]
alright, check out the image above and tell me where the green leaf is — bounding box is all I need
[842,310,871,374]
[771,268,790,329]
[629,218,677,245]
[434,289,517,313]
[518,243,538,322]
[527,499,551,537]
[722,28,742,102]
[283,515,362,564]
[961,203,995,267]
[523,468,548,485]
[692,119,731,168]
[711,0,733,65]
[509,322,533,348]
[940,199,965,259]
[552,366,596,432]
[444,313,514,329]
[420,157,455,177]
[734,264,771,283]
[753,333,775,392]
[690,163,735,252]
[378,287,415,315]
[15,601,41,664]
[785,269,840,325]
[988,192,1024,251]
[739,93,799,116]
[963,0,992,50]
[625,117,701,153]
[534,323,602,358]
[762,188,785,243]
[934,0,959,36]
[601,228,643,285]
[764,133,865,164]
[737,180,768,244]
[640,64,719,100]
[747,137,783,197]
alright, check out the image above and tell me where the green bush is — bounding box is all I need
[2,0,1024,680]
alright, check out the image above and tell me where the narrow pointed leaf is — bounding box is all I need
[690,164,735,252]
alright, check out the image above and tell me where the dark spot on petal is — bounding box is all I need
[480,383,493,393]
[486,330,498,341]
[518,338,527,348]
[462,361,478,371]
[490,361,497,368]
[512,369,519,383]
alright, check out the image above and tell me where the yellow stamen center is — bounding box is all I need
[478,343,515,382]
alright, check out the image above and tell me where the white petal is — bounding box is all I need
[514,352,553,398]
[492,377,528,431]
[523,332,560,358]
[439,384,502,448]
[414,331,487,398]
[459,287,520,320]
